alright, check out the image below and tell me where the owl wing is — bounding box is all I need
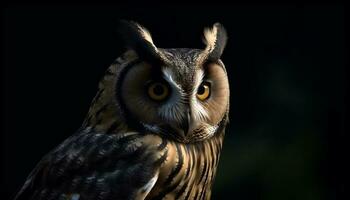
[14,130,165,200]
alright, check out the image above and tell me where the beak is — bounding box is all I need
[181,108,191,136]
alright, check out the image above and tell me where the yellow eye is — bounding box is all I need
[197,82,211,100]
[148,82,169,101]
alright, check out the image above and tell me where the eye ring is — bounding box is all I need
[197,82,211,101]
[147,82,169,101]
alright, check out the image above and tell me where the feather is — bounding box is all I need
[116,20,167,65]
[201,23,228,61]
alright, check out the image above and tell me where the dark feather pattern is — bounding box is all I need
[15,129,161,200]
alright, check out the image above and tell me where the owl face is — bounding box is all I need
[116,22,229,143]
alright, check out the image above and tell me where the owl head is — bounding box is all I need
[86,21,229,143]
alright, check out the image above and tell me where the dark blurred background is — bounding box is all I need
[1,4,347,200]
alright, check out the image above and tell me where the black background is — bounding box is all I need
[1,4,347,200]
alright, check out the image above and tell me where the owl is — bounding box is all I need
[14,21,229,200]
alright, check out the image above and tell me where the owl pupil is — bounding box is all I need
[153,84,164,95]
[197,85,205,95]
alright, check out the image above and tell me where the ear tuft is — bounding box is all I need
[202,23,228,61]
[117,20,163,64]
[134,23,154,45]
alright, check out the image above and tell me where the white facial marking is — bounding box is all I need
[191,69,209,121]
[162,68,184,95]
[158,68,209,124]
[159,68,186,123]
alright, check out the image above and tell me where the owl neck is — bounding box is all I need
[148,128,226,199]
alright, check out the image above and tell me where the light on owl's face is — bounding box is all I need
[117,21,229,143]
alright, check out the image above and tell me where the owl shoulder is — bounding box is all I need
[15,130,167,200]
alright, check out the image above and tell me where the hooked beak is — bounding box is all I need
[180,108,191,136]
[168,107,200,141]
